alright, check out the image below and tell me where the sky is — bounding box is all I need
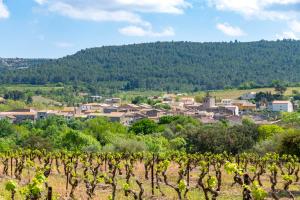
[1,0,300,58]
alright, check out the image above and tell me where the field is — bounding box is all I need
[193,87,300,100]
[114,87,300,103]
[0,152,299,200]
[0,84,63,92]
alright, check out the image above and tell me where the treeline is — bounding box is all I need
[2,40,300,92]
[0,115,299,156]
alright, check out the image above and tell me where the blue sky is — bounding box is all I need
[1,0,300,58]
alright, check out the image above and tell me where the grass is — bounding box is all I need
[32,96,61,105]
[192,87,300,100]
[0,84,63,92]
[114,87,300,103]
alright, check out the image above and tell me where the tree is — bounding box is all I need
[60,129,101,151]
[257,125,284,141]
[279,130,300,156]
[272,80,287,95]
[129,119,159,135]
[4,90,25,101]
[0,119,15,137]
[26,95,33,104]
[85,117,127,146]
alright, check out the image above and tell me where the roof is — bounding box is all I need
[0,112,36,116]
[90,112,125,118]
[82,103,102,106]
[272,101,291,104]
[61,107,75,112]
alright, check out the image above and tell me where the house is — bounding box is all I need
[232,100,256,111]
[240,92,256,100]
[118,104,140,112]
[224,106,239,116]
[0,109,37,123]
[141,109,162,118]
[105,98,121,104]
[80,103,108,112]
[88,112,126,123]
[221,99,233,106]
[103,106,119,113]
[180,97,195,105]
[37,110,58,120]
[90,95,102,101]
[61,107,76,114]
[269,101,293,112]
[125,112,147,124]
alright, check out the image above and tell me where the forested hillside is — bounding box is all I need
[1,40,300,91]
[0,58,49,71]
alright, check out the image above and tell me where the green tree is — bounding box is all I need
[85,117,127,146]
[0,119,15,137]
[129,119,159,135]
[272,80,287,95]
[279,130,300,156]
[60,129,101,151]
[257,125,284,141]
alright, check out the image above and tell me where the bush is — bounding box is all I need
[279,130,300,156]
[112,138,146,153]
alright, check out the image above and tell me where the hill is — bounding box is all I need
[1,40,300,91]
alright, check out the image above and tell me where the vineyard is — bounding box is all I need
[0,151,298,200]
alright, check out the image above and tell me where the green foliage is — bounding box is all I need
[21,171,46,200]
[5,180,17,192]
[257,125,284,141]
[272,80,287,95]
[4,41,300,91]
[279,130,300,156]
[158,115,181,124]
[85,117,127,146]
[0,119,15,137]
[110,138,146,153]
[251,181,268,200]
[60,129,101,152]
[129,119,159,135]
[0,138,16,152]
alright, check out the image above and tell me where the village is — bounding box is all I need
[0,91,294,125]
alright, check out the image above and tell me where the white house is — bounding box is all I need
[270,101,293,112]
[221,99,233,106]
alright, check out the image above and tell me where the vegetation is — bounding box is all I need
[0,151,298,199]
[2,40,300,92]
[0,114,299,155]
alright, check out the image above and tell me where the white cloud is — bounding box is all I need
[34,0,189,36]
[289,20,300,32]
[34,0,190,23]
[0,0,9,19]
[48,2,146,25]
[216,23,245,37]
[208,0,300,21]
[55,42,74,48]
[35,0,48,5]
[119,25,175,37]
[276,31,298,40]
